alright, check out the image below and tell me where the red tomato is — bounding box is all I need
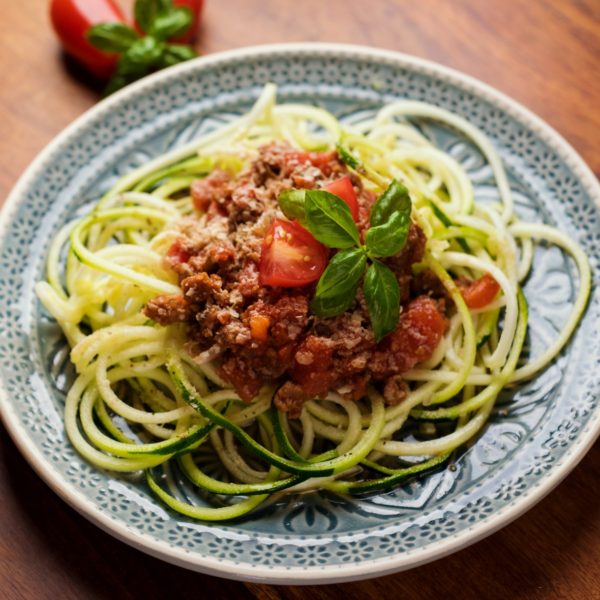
[385,296,447,372]
[274,148,337,177]
[171,0,204,43]
[259,219,328,287]
[323,176,360,221]
[165,239,190,267]
[460,273,501,309]
[50,0,126,79]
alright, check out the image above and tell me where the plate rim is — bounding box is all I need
[1,42,599,584]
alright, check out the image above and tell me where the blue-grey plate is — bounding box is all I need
[1,44,599,584]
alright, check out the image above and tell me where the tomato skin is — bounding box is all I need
[171,0,204,43]
[50,0,126,79]
[460,273,501,309]
[323,176,360,221]
[259,219,328,287]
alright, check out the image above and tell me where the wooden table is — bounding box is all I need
[1,1,599,598]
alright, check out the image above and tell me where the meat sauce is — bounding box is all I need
[144,143,448,417]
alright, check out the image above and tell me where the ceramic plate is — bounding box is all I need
[1,44,599,584]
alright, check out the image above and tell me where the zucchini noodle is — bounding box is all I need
[36,84,590,521]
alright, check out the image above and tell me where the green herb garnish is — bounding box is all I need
[87,0,198,95]
[305,190,361,248]
[278,179,413,341]
[363,260,402,342]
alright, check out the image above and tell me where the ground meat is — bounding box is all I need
[219,356,262,402]
[145,142,449,417]
[247,296,309,345]
[290,335,335,397]
[274,382,309,419]
[144,294,190,326]
[181,272,228,305]
[237,260,262,300]
[383,376,410,406]
[191,170,232,213]
[186,241,236,275]
[411,268,449,301]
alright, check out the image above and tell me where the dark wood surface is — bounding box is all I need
[1,1,599,598]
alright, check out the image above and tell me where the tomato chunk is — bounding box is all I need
[460,273,501,309]
[280,149,336,168]
[375,296,447,374]
[165,239,190,267]
[323,176,359,221]
[393,296,447,369]
[259,219,328,287]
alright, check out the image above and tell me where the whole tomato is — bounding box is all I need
[50,0,126,79]
[166,0,205,43]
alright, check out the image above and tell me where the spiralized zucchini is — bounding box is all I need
[36,84,590,520]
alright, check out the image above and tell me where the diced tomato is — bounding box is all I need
[306,150,337,170]
[278,148,337,176]
[290,336,335,397]
[323,176,359,221]
[460,273,501,309]
[165,239,190,267]
[259,219,328,287]
[218,357,262,402]
[384,296,447,373]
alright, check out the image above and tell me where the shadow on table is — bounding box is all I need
[0,423,250,600]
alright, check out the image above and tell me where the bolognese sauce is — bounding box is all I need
[144,143,448,416]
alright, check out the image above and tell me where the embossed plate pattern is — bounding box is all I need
[0,44,599,583]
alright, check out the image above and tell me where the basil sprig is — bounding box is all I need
[87,0,198,95]
[277,179,413,341]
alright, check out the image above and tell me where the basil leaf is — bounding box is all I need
[370,179,411,227]
[124,36,164,66]
[305,190,360,249]
[151,7,193,40]
[336,143,360,170]
[104,71,135,96]
[87,23,138,53]
[363,261,401,342]
[310,287,359,318]
[365,210,411,257]
[278,189,307,224]
[104,56,148,95]
[135,0,172,34]
[314,248,367,299]
[159,44,198,68]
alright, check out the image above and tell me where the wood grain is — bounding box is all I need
[1,1,599,598]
